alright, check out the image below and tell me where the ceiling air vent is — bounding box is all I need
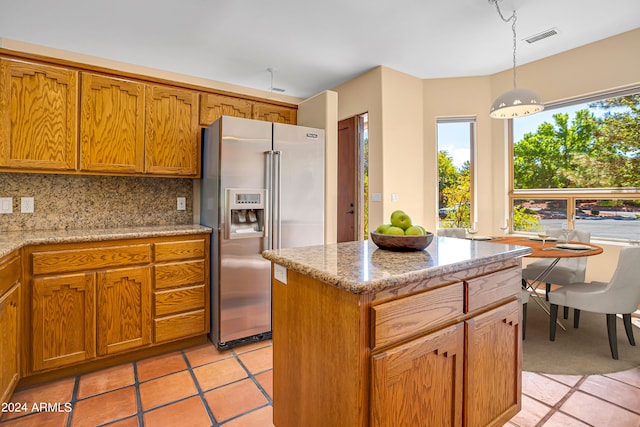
[523,28,559,44]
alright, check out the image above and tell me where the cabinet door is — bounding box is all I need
[465,300,522,427]
[32,273,96,371]
[0,58,78,171]
[252,101,297,124]
[145,85,200,176]
[80,73,145,173]
[97,266,151,355]
[0,283,20,406]
[371,323,464,427]
[199,93,252,126]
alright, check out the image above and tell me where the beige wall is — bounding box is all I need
[297,90,339,243]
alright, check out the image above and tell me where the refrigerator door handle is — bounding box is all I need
[273,150,282,250]
[264,150,273,251]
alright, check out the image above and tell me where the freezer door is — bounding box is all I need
[273,123,325,249]
[218,117,273,344]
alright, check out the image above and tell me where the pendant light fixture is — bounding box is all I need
[488,0,544,119]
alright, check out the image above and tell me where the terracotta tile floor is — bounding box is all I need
[2,339,639,427]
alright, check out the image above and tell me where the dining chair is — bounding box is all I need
[437,228,466,239]
[522,229,591,302]
[548,246,640,359]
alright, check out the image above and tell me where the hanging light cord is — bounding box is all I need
[490,0,518,89]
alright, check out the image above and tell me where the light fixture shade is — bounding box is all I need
[490,87,544,118]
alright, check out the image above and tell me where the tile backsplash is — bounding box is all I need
[0,173,194,231]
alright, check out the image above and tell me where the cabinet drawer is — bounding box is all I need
[154,309,206,343]
[465,267,521,313]
[31,245,151,275]
[371,282,464,349]
[155,239,205,262]
[154,260,205,290]
[0,255,21,296]
[154,285,205,317]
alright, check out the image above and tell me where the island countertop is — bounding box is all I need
[0,224,212,258]
[262,236,532,294]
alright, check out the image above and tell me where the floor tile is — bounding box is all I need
[540,373,583,388]
[222,406,274,427]
[521,372,571,407]
[255,370,273,399]
[560,390,640,426]
[107,416,140,427]
[192,358,248,392]
[142,396,212,427]
[204,378,268,423]
[70,386,137,427]
[542,411,590,426]
[184,342,232,368]
[136,351,187,382]
[237,346,272,374]
[507,394,552,427]
[138,371,198,411]
[76,362,135,399]
[579,375,640,414]
[1,377,75,421]
[233,340,273,355]
[0,410,68,427]
[604,366,640,388]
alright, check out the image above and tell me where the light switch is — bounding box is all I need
[177,197,186,211]
[21,197,34,213]
[0,197,12,214]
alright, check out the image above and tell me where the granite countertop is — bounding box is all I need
[0,224,212,258]
[262,237,532,294]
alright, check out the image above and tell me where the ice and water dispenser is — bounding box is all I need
[225,189,266,239]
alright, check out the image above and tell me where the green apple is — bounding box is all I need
[375,224,392,234]
[416,225,427,234]
[385,226,405,235]
[390,210,412,230]
[405,225,425,236]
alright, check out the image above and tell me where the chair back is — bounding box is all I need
[437,228,466,239]
[604,246,640,313]
[550,228,591,282]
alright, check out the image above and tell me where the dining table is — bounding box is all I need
[486,235,604,330]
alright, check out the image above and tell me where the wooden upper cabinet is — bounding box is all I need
[199,93,252,126]
[0,58,78,171]
[80,73,145,173]
[145,85,200,177]
[252,101,297,124]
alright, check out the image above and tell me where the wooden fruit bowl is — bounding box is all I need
[370,231,434,251]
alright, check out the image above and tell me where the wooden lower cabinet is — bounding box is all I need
[24,234,209,376]
[272,263,522,427]
[1,252,21,406]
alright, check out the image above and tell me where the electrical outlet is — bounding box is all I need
[177,197,186,211]
[21,197,34,213]
[0,197,12,214]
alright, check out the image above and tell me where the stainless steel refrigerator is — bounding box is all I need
[200,116,325,349]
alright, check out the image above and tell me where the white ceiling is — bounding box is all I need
[1,0,639,99]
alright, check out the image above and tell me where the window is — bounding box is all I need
[437,118,475,228]
[510,89,640,241]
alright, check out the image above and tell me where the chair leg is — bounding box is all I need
[545,283,551,301]
[550,304,558,341]
[606,314,619,360]
[563,306,569,319]
[623,314,636,346]
[522,303,527,340]
[574,309,581,328]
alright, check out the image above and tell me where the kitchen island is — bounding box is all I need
[262,236,532,427]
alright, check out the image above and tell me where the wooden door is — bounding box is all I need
[145,85,200,176]
[252,101,297,124]
[371,323,464,427]
[199,93,252,126]
[80,73,145,173]
[0,283,20,405]
[0,59,78,171]
[32,273,96,371]
[465,300,522,427]
[337,117,357,242]
[97,266,151,355]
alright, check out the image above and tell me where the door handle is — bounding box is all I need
[346,210,354,214]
